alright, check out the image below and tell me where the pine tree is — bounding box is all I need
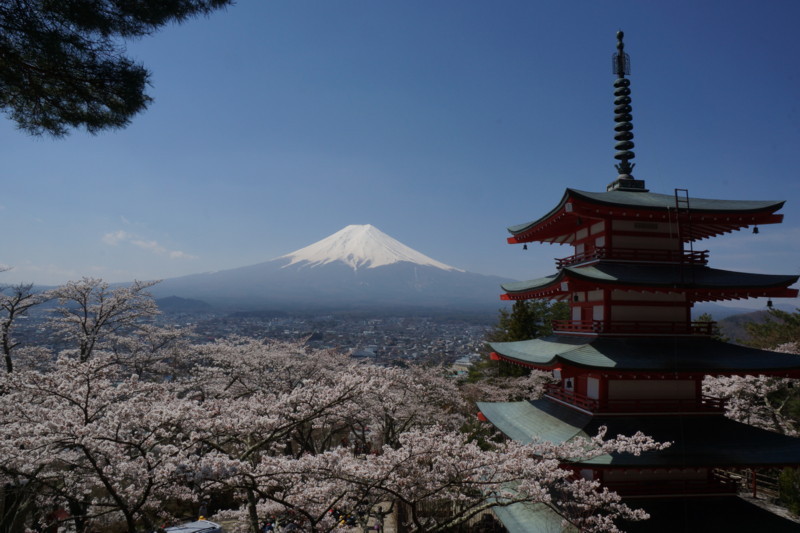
[0,0,232,136]
[696,312,725,341]
[486,300,570,343]
[472,300,569,379]
[745,308,800,349]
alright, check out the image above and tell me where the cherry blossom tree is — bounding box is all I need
[208,426,666,533]
[188,336,353,398]
[704,343,800,436]
[461,370,556,404]
[0,333,667,533]
[48,278,160,362]
[106,323,196,381]
[0,283,50,372]
[179,339,378,532]
[0,355,203,532]
[345,364,467,450]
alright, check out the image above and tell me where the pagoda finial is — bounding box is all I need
[607,30,646,192]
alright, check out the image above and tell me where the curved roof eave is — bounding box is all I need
[570,188,785,213]
[501,272,563,294]
[502,263,799,296]
[490,335,800,373]
[566,263,799,289]
[478,399,800,467]
[507,188,786,238]
[507,190,571,236]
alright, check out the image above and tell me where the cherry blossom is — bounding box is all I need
[47,278,160,362]
[208,426,665,533]
[0,355,203,532]
[704,343,800,436]
[0,302,667,533]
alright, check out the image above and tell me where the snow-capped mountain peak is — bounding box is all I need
[278,224,463,272]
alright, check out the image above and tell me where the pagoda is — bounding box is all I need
[478,32,800,532]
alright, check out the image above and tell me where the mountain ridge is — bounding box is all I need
[150,225,511,312]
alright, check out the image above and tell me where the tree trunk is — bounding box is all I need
[67,499,88,533]
[246,489,260,533]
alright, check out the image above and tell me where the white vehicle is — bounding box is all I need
[162,520,223,533]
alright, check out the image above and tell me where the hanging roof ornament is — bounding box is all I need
[607,30,647,192]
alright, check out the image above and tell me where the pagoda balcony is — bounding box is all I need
[555,247,709,268]
[603,475,738,497]
[544,384,726,414]
[552,319,717,336]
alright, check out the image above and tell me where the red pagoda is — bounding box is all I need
[478,31,800,532]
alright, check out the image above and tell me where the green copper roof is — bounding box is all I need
[501,262,799,294]
[477,400,591,445]
[492,502,576,533]
[479,399,800,467]
[489,335,800,373]
[508,188,785,235]
[571,189,783,212]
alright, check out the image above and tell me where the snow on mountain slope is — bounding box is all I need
[278,224,463,272]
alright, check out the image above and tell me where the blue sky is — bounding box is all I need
[2,1,799,309]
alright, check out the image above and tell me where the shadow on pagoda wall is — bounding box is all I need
[543,382,724,414]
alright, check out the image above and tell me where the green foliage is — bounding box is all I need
[735,309,800,439]
[472,300,569,379]
[770,386,800,428]
[696,312,726,341]
[486,300,570,343]
[0,0,232,136]
[779,468,800,515]
[744,309,800,349]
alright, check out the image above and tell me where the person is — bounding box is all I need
[373,506,386,533]
[199,500,208,519]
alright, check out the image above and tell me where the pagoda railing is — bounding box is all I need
[552,319,716,336]
[544,384,599,411]
[556,247,709,268]
[544,384,725,414]
[604,475,738,497]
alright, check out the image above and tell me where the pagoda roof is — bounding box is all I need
[508,188,785,243]
[501,262,799,302]
[476,399,800,467]
[493,496,800,533]
[489,335,800,375]
[492,502,576,533]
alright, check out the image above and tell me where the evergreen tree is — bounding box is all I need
[745,308,800,349]
[0,0,232,136]
[474,300,569,378]
[696,312,725,341]
[487,300,570,343]
[779,467,800,515]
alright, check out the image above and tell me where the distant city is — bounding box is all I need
[185,311,491,366]
[16,306,493,368]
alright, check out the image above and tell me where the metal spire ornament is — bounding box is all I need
[607,31,647,192]
[613,31,635,179]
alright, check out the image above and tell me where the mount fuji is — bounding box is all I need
[151,225,512,313]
